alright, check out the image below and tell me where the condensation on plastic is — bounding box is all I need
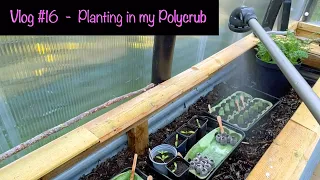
[0,0,278,168]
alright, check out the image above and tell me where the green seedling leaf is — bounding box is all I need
[196,119,201,128]
[175,134,179,147]
[218,107,225,116]
[172,162,177,173]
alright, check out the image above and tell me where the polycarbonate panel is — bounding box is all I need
[308,1,320,25]
[0,36,154,167]
[172,0,272,76]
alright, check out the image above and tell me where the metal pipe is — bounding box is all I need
[248,18,320,122]
[151,36,176,84]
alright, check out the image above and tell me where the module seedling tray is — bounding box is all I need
[206,86,280,131]
[111,167,148,180]
[146,115,245,180]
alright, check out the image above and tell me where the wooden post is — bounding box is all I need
[127,121,149,155]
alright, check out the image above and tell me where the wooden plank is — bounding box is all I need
[291,79,320,134]
[303,53,320,69]
[84,34,259,142]
[0,127,99,180]
[247,121,319,180]
[128,121,149,155]
[297,22,320,34]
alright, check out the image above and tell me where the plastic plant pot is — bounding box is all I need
[111,167,147,180]
[166,156,190,180]
[149,144,177,175]
[163,132,188,155]
[187,115,208,140]
[176,124,199,151]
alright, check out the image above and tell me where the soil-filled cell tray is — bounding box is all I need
[206,86,280,131]
[184,118,244,179]
[111,167,147,180]
[147,116,245,180]
[209,91,253,120]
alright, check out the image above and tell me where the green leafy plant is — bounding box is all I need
[171,162,177,173]
[156,151,169,162]
[255,31,310,65]
[180,130,195,135]
[196,119,201,128]
[175,134,179,147]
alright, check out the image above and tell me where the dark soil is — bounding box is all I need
[168,158,189,177]
[80,80,301,180]
[167,133,186,147]
[153,152,174,163]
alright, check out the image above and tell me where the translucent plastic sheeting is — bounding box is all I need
[172,0,272,76]
[0,36,154,167]
[308,0,320,25]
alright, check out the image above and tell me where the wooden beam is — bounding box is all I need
[0,127,99,180]
[128,121,149,155]
[83,34,259,143]
[296,22,320,39]
[304,53,320,69]
[247,78,320,180]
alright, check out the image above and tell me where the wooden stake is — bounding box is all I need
[235,99,241,112]
[147,175,153,180]
[217,116,224,134]
[130,154,138,180]
[240,95,245,108]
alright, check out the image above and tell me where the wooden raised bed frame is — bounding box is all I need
[0,21,319,180]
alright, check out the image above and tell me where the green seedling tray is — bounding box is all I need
[209,91,253,121]
[227,98,273,131]
[111,167,147,180]
[184,124,244,179]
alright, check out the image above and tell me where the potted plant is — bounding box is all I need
[166,156,190,180]
[164,132,188,155]
[177,124,198,151]
[255,31,310,97]
[187,115,208,140]
[149,144,177,175]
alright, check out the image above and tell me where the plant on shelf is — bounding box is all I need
[255,31,310,65]
[255,31,311,97]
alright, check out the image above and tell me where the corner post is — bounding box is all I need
[128,35,176,154]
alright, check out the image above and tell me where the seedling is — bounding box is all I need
[156,152,170,162]
[196,119,201,128]
[171,162,177,173]
[180,130,195,135]
[175,134,179,147]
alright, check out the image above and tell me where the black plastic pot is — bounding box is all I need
[255,54,301,98]
[187,115,208,140]
[164,132,188,155]
[166,156,190,180]
[176,124,198,151]
[111,167,148,180]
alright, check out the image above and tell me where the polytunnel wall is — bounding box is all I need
[0,0,315,168]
